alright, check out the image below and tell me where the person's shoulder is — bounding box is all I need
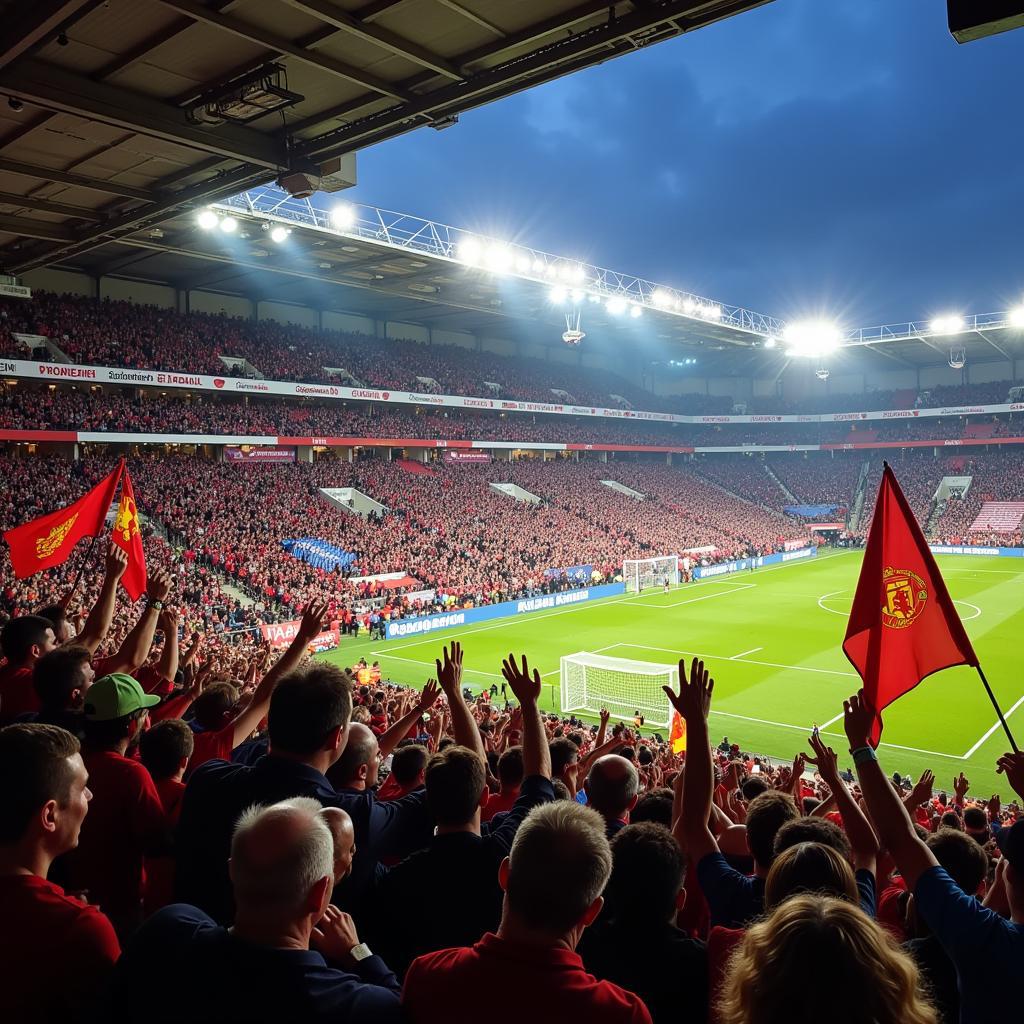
[582,972,653,1022]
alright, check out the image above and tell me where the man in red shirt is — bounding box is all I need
[482,745,523,822]
[0,723,121,1022]
[61,673,169,939]
[402,801,651,1024]
[0,615,57,724]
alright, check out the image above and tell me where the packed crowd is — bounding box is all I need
[1,600,1021,1024]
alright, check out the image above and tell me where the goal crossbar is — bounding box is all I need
[623,554,679,593]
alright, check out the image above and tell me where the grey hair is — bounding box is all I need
[231,798,334,917]
[506,801,612,935]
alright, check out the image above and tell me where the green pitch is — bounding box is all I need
[324,550,1024,799]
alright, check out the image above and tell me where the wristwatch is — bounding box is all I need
[349,942,373,962]
[149,599,164,611]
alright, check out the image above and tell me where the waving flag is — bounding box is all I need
[843,463,978,746]
[111,466,147,600]
[3,460,123,578]
[669,710,687,754]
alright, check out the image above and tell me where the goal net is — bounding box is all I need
[560,652,677,728]
[623,554,679,593]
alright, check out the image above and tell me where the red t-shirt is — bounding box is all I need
[0,664,38,724]
[187,725,235,772]
[403,933,652,1024]
[481,788,520,822]
[0,873,120,1023]
[144,777,186,916]
[62,749,168,934]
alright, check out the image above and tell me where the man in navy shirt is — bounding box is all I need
[175,663,433,924]
[111,799,401,1023]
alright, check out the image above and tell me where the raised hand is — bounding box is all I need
[987,793,1001,821]
[953,772,970,802]
[996,752,1024,800]
[599,707,611,729]
[662,657,714,724]
[417,678,441,713]
[157,606,179,637]
[500,652,542,705]
[146,569,173,603]
[104,542,129,580]
[909,769,935,807]
[805,731,840,783]
[842,690,874,751]
[435,641,463,695]
[311,905,362,966]
[297,599,329,641]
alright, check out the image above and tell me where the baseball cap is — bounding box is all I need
[995,819,1024,872]
[84,673,161,721]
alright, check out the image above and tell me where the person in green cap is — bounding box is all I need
[59,673,171,940]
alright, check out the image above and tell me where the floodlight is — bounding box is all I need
[485,245,512,272]
[515,256,531,274]
[458,239,482,266]
[764,336,777,350]
[219,216,237,233]
[606,296,627,316]
[651,289,671,308]
[1009,307,1024,328]
[270,226,288,243]
[197,209,219,230]
[630,304,643,319]
[557,263,573,281]
[531,259,545,273]
[682,298,696,314]
[930,314,965,335]
[545,264,558,278]
[571,265,586,284]
[783,321,842,358]
[549,286,568,304]
[331,204,355,229]
[704,304,723,321]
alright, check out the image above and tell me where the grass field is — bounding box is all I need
[323,550,1024,798]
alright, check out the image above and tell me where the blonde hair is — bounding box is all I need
[718,895,937,1024]
[764,842,858,909]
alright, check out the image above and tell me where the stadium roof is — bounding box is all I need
[0,0,774,276]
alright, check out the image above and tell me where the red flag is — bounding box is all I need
[111,467,147,600]
[843,463,977,745]
[3,461,123,578]
[669,710,687,754]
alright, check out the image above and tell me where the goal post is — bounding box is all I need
[623,554,679,593]
[560,652,678,728]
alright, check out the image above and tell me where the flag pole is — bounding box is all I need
[975,665,1020,754]
[63,534,99,609]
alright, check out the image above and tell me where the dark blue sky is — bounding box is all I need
[345,0,1024,330]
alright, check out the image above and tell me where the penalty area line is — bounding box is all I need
[961,692,1024,759]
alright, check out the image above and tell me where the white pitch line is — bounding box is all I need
[961,692,1024,759]
[730,647,763,660]
[818,711,845,729]
[617,643,859,681]
[656,584,756,609]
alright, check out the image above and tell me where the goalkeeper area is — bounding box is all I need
[324,550,1024,797]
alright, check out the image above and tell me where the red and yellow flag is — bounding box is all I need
[111,466,147,600]
[3,460,123,578]
[843,463,978,746]
[669,710,687,754]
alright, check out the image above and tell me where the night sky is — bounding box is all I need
[343,0,1024,331]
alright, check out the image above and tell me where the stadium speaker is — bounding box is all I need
[948,0,1024,42]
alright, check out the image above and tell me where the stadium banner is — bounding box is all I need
[384,582,625,640]
[442,449,491,463]
[3,356,1023,427]
[784,504,840,518]
[260,618,341,652]
[544,564,594,584]
[224,445,296,463]
[692,546,817,580]
[929,545,1024,558]
[808,522,846,531]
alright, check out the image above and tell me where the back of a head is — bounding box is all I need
[745,790,799,869]
[549,737,578,777]
[36,604,71,642]
[631,787,674,827]
[764,842,859,909]
[505,802,611,936]
[497,745,524,788]
[424,745,486,827]
[605,822,684,924]
[1,615,53,665]
[390,743,429,786]
[139,719,195,781]
[33,645,91,711]
[191,682,239,731]
[330,722,377,785]
[741,776,769,802]
[961,807,988,840]
[774,816,852,865]
[585,754,639,818]
[230,798,333,919]
[267,664,352,756]
[719,895,937,1024]
[0,723,79,843]
[926,827,987,896]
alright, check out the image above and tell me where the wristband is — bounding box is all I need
[851,746,877,766]
[149,599,164,611]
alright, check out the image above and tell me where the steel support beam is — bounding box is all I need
[0,59,286,169]
[0,0,97,69]
[0,190,102,220]
[975,329,1011,360]
[0,215,75,241]
[0,156,154,201]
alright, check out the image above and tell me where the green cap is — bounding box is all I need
[84,673,161,721]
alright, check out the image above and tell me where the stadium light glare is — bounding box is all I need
[783,321,842,358]
[197,209,219,230]
[630,304,643,319]
[651,289,672,308]
[545,264,558,278]
[458,239,482,266]
[515,255,531,274]
[219,216,238,233]
[703,304,722,321]
[571,265,586,284]
[330,204,355,229]
[1008,307,1024,328]
[571,289,585,303]
[485,245,512,273]
[764,336,777,350]
[606,296,628,316]
[557,263,573,281]
[682,298,696,314]
[531,259,545,273]
[549,286,568,304]
[930,314,965,335]
[269,226,288,243]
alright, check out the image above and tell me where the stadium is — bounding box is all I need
[1,3,1023,1023]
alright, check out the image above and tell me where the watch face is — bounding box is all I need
[351,942,372,962]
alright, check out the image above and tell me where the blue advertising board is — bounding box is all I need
[929,545,1024,558]
[691,545,818,580]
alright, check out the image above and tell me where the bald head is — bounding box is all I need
[230,799,333,919]
[328,722,380,790]
[319,806,356,884]
[585,754,640,820]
